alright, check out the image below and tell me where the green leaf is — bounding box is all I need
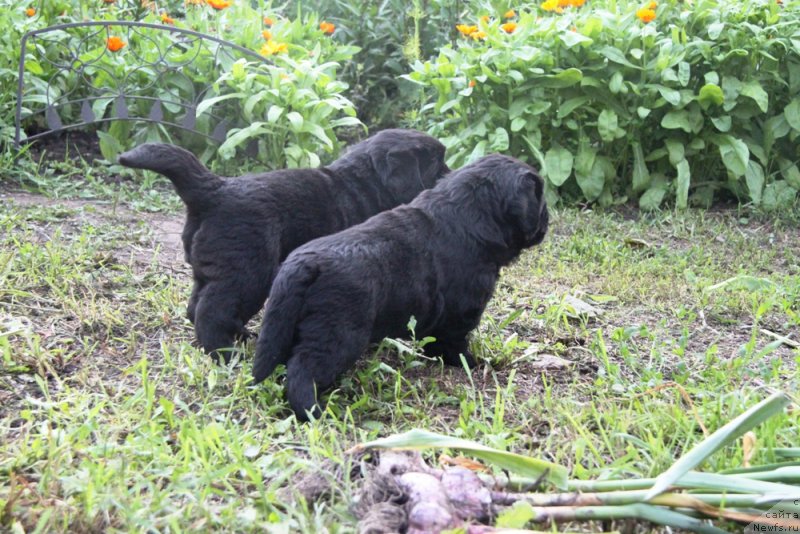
[711,116,731,132]
[496,501,536,528]
[537,68,583,88]
[632,143,650,193]
[740,81,769,113]
[25,60,43,75]
[745,161,765,205]
[218,122,268,159]
[490,127,509,151]
[509,99,528,120]
[510,117,527,133]
[716,135,749,177]
[597,109,618,142]
[643,392,792,500]
[356,429,569,489]
[560,30,592,48]
[637,107,651,119]
[557,97,590,119]
[609,71,624,94]
[575,140,602,201]
[762,181,799,211]
[675,159,690,210]
[97,131,123,162]
[677,62,690,87]
[706,275,777,293]
[661,110,692,132]
[704,71,719,85]
[286,111,304,131]
[657,86,681,106]
[544,145,574,187]
[698,84,724,107]
[196,92,246,117]
[599,46,639,69]
[665,139,685,166]
[707,22,725,40]
[780,162,800,189]
[266,105,284,123]
[639,185,667,210]
[300,123,334,150]
[785,99,800,132]
[330,116,364,129]
[469,140,488,162]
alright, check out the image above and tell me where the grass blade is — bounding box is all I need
[351,428,569,489]
[643,392,791,500]
[567,469,800,495]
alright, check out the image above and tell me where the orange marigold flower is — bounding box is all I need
[319,21,335,34]
[260,39,287,56]
[469,80,476,88]
[648,0,657,7]
[25,7,35,16]
[504,9,516,18]
[262,30,272,40]
[571,0,586,6]
[480,15,490,23]
[456,24,478,36]
[161,12,175,24]
[471,30,487,40]
[263,16,274,26]
[107,36,126,52]
[501,21,517,33]
[206,0,230,10]
[636,7,656,23]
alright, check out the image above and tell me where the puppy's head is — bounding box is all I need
[452,154,548,255]
[367,129,449,203]
[494,155,549,250]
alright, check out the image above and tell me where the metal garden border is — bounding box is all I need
[14,20,270,148]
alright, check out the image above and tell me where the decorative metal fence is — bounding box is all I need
[14,21,269,148]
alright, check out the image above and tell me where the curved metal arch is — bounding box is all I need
[15,20,270,148]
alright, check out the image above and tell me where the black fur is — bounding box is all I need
[252,154,549,420]
[117,130,448,360]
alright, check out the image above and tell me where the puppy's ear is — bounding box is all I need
[371,147,441,203]
[504,169,548,248]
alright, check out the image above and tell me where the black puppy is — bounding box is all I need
[252,154,549,420]
[118,129,448,361]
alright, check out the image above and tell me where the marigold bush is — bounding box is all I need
[8,0,361,169]
[405,0,800,210]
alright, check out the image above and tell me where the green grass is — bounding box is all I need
[0,180,798,532]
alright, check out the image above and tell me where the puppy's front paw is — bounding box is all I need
[424,339,476,368]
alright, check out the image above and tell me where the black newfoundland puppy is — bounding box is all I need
[118,130,448,361]
[252,154,549,420]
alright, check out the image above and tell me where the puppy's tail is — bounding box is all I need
[118,143,223,212]
[252,262,318,384]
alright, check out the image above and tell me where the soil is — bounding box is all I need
[26,129,106,166]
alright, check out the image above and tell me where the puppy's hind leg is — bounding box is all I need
[186,279,204,325]
[285,323,371,421]
[193,282,247,363]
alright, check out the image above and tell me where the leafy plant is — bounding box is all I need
[11,0,362,168]
[404,0,800,210]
